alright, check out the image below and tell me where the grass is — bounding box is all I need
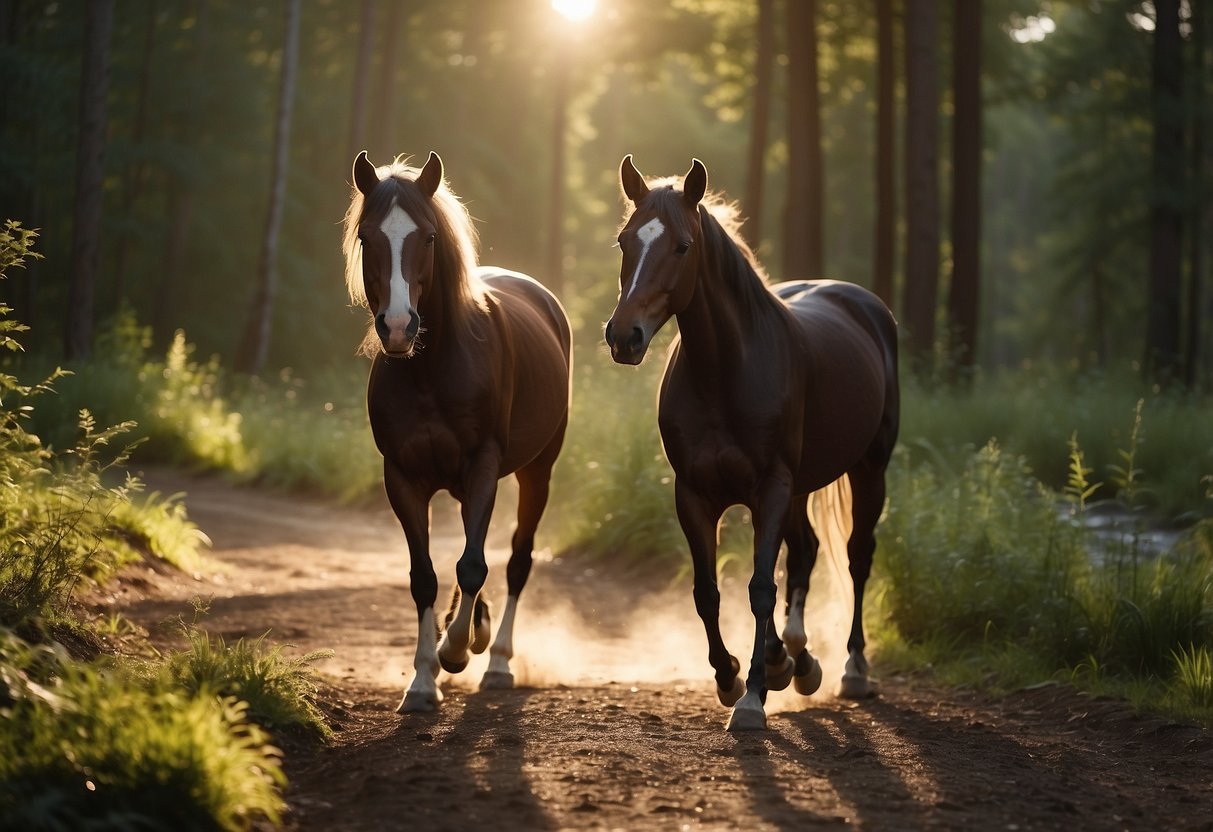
[0,631,286,831]
[166,627,333,738]
[1,222,319,829]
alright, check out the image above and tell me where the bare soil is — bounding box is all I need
[103,471,1213,831]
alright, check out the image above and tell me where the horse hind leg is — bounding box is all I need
[481,423,565,691]
[780,494,823,696]
[839,457,887,699]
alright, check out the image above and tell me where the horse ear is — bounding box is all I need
[620,154,649,204]
[682,158,707,208]
[353,151,380,196]
[416,151,444,198]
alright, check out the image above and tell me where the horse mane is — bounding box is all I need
[631,179,778,322]
[342,157,488,356]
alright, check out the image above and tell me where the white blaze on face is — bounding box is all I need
[624,216,666,299]
[378,202,418,333]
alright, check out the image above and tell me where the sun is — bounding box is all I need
[551,0,597,23]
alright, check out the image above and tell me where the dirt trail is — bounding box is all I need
[108,471,1213,831]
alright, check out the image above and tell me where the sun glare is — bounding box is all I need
[551,0,597,23]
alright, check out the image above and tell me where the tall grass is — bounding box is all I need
[0,631,286,831]
[166,628,332,737]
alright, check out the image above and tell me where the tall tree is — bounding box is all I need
[154,0,208,348]
[64,0,115,360]
[1186,0,1206,386]
[112,0,159,305]
[373,0,403,159]
[947,0,982,370]
[235,0,301,374]
[1144,0,1184,380]
[873,0,895,307]
[903,0,940,359]
[544,46,570,298]
[348,0,375,159]
[783,0,824,279]
[743,0,774,249]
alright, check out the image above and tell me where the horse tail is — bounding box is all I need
[807,474,854,615]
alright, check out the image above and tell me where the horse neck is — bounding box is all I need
[674,225,783,376]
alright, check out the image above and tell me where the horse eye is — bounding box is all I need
[425,233,436,247]
[675,241,691,256]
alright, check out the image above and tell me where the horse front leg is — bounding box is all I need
[385,464,442,713]
[437,447,500,674]
[675,480,742,708]
[728,475,792,732]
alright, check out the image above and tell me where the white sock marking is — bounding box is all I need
[624,216,665,299]
[406,607,439,700]
[486,595,518,676]
[782,588,807,657]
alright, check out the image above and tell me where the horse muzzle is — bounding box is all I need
[605,320,648,365]
[376,310,420,357]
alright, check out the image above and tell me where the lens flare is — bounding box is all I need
[551,0,597,23]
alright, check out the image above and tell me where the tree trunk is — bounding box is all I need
[947,0,982,372]
[112,0,158,306]
[373,0,403,159]
[783,0,824,280]
[235,0,301,374]
[348,0,375,159]
[873,0,896,308]
[154,0,208,347]
[544,47,569,299]
[1144,0,1184,381]
[1186,0,1206,386]
[64,0,115,361]
[743,0,774,249]
[903,0,941,360]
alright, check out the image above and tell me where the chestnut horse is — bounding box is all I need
[604,156,899,731]
[343,151,571,712]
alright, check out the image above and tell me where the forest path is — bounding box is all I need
[111,471,1213,831]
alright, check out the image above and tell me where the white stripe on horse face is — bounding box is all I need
[624,216,666,300]
[379,203,418,326]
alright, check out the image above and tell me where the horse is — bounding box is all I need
[603,156,899,731]
[343,151,572,712]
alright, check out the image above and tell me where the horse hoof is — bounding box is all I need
[839,673,877,699]
[765,655,795,692]
[793,654,823,696]
[479,670,514,691]
[438,650,469,674]
[397,687,443,713]
[726,700,767,732]
[717,675,745,707]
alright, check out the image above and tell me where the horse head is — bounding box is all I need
[604,155,708,365]
[351,150,445,357]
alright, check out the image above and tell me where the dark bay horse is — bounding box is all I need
[343,151,572,712]
[604,156,899,731]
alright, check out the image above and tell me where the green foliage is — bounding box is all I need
[901,368,1213,517]
[0,226,207,634]
[0,631,285,832]
[875,416,1213,718]
[165,628,332,738]
[1174,645,1213,709]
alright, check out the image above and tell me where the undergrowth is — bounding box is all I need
[1,222,318,829]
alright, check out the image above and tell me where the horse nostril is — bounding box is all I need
[627,327,644,352]
[374,312,390,340]
[604,321,615,347]
[405,309,420,339]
